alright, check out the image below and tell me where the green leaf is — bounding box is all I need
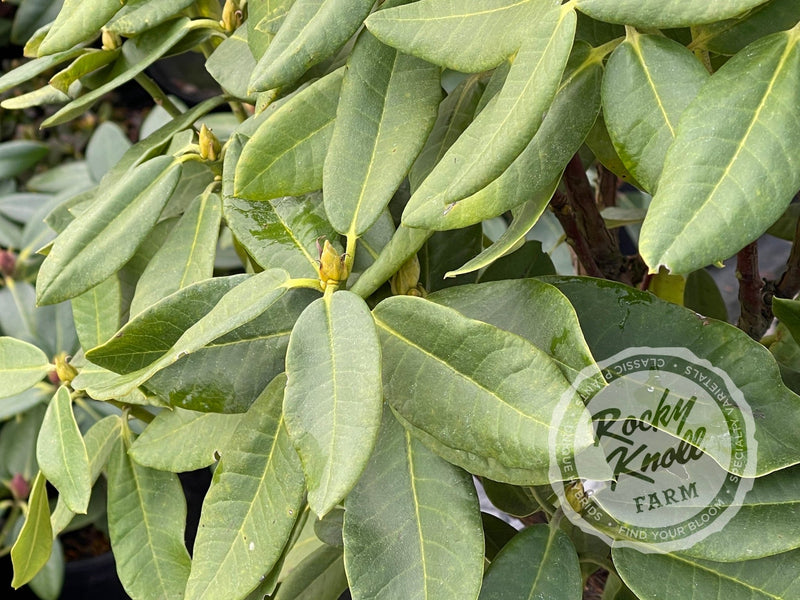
[235,68,343,201]
[404,41,601,230]
[419,225,483,292]
[323,26,441,236]
[478,525,582,599]
[85,121,131,183]
[28,538,64,600]
[130,189,221,316]
[427,279,603,393]
[313,509,344,548]
[343,411,484,600]
[640,27,800,274]
[477,240,556,282]
[36,155,181,305]
[481,479,539,518]
[285,290,382,516]
[11,472,52,589]
[49,48,120,94]
[0,337,52,399]
[185,374,306,600]
[129,408,243,472]
[574,0,771,28]
[84,269,295,406]
[679,464,800,561]
[0,141,48,179]
[584,113,643,187]
[482,513,517,561]
[11,0,62,46]
[206,24,257,101]
[684,269,728,322]
[373,295,592,484]
[273,545,348,600]
[105,0,196,36]
[247,0,295,60]
[365,0,537,72]
[248,0,373,92]
[690,0,800,55]
[405,3,576,217]
[41,19,191,128]
[603,31,709,193]
[37,0,122,55]
[36,386,90,514]
[71,275,122,350]
[0,47,84,94]
[614,546,800,599]
[409,73,487,193]
[0,405,45,483]
[546,276,800,475]
[51,415,121,535]
[107,425,191,600]
[224,191,337,279]
[443,179,559,278]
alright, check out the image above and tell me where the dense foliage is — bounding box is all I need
[2,0,800,598]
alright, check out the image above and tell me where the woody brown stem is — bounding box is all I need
[736,241,771,339]
[550,191,604,278]
[776,209,800,299]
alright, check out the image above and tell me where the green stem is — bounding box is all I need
[73,396,104,423]
[134,73,183,118]
[110,401,156,425]
[0,503,21,556]
[530,486,555,518]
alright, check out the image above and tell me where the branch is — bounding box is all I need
[776,209,800,299]
[736,241,771,339]
[550,190,604,278]
[561,155,639,283]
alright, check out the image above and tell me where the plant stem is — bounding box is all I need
[109,401,156,424]
[550,190,604,278]
[776,209,800,299]
[736,241,772,339]
[134,73,184,118]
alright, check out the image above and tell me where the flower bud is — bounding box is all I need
[390,255,422,296]
[199,124,221,161]
[220,0,243,32]
[318,240,349,289]
[101,29,122,51]
[54,352,78,386]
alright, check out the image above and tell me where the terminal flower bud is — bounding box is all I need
[199,124,221,161]
[54,352,78,386]
[101,29,122,51]
[318,240,349,289]
[390,255,423,296]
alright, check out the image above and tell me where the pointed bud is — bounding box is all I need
[9,474,30,501]
[101,29,121,51]
[318,240,349,289]
[54,352,78,386]
[220,0,243,32]
[199,124,221,161]
[390,255,422,296]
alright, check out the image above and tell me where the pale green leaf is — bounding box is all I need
[41,19,191,128]
[404,40,601,230]
[285,290,382,516]
[343,411,484,600]
[614,546,800,599]
[51,415,121,535]
[373,295,593,484]
[206,24,257,101]
[547,276,800,475]
[107,427,191,600]
[36,155,182,305]
[37,0,121,55]
[0,141,48,179]
[85,121,131,183]
[129,408,243,472]
[185,374,306,600]
[235,68,344,201]
[11,472,52,589]
[130,189,222,316]
[0,47,85,94]
[71,275,122,350]
[83,269,293,403]
[444,179,559,278]
[640,27,800,274]
[248,0,295,60]
[603,31,709,192]
[105,0,196,36]
[36,386,90,514]
[0,337,52,399]
[248,0,373,92]
[406,2,575,215]
[478,525,582,599]
[274,545,348,600]
[365,0,537,72]
[574,0,771,28]
[323,26,441,236]
[49,48,120,94]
